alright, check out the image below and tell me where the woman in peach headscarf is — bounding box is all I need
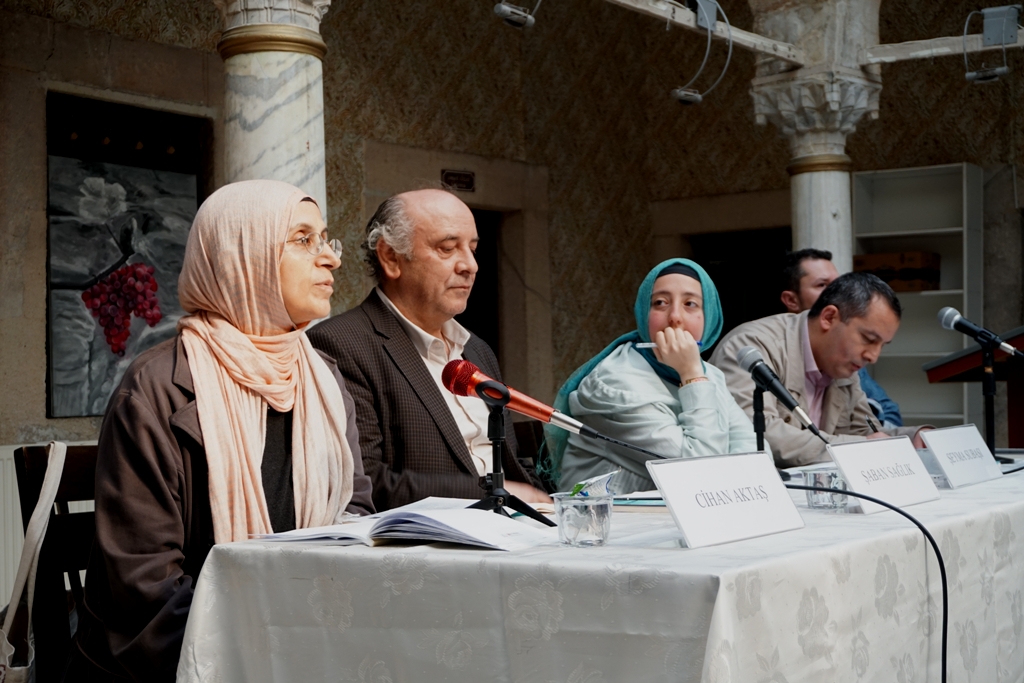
[67,181,374,683]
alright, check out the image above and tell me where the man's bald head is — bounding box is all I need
[363,188,472,283]
[364,187,479,336]
[400,188,470,220]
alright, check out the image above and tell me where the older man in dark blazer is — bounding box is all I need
[308,189,549,511]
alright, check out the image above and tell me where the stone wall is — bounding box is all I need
[1,0,1021,444]
[1,0,222,51]
[0,9,224,444]
[318,1,529,318]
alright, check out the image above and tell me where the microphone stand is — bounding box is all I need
[981,344,997,456]
[969,336,1019,458]
[753,387,766,452]
[941,313,1024,457]
[467,379,557,527]
[747,369,827,446]
[752,386,791,481]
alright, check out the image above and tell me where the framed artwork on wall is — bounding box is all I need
[46,93,211,417]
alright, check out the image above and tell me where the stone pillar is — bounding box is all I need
[214,0,331,216]
[748,0,883,273]
[752,68,880,272]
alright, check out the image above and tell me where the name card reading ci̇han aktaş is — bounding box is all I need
[645,451,803,548]
[920,424,1002,488]
[827,436,939,515]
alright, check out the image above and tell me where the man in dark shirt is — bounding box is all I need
[309,189,548,510]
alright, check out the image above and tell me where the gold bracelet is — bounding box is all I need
[681,376,709,387]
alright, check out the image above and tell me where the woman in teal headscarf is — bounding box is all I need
[547,258,757,493]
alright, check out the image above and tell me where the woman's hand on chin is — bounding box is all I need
[652,327,704,381]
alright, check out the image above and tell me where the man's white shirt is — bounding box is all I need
[376,287,493,476]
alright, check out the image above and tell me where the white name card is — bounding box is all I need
[920,424,1002,488]
[828,436,939,515]
[645,451,803,548]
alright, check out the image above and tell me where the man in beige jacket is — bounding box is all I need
[711,272,927,467]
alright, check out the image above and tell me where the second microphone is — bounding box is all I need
[736,345,825,440]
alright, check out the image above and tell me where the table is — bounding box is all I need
[177,475,1024,683]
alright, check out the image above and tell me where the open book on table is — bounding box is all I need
[255,497,557,551]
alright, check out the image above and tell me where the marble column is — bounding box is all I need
[214,0,331,216]
[748,0,883,273]
[752,68,880,272]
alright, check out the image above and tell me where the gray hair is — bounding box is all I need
[364,195,415,282]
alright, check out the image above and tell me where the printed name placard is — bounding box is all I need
[920,424,1002,488]
[827,436,939,515]
[646,451,803,548]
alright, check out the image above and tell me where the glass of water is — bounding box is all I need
[552,493,613,547]
[806,468,848,510]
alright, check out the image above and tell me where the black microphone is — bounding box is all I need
[938,307,1023,357]
[736,346,825,440]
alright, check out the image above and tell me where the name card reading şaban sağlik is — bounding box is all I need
[827,436,939,515]
[645,452,803,548]
[920,424,1002,488]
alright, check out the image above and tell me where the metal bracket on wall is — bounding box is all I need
[982,5,1021,46]
[602,0,805,66]
[963,5,1022,83]
[686,0,716,31]
[864,4,1024,65]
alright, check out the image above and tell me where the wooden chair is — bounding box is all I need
[13,444,98,683]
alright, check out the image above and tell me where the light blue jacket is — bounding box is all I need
[558,344,759,494]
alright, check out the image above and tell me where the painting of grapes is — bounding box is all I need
[47,155,196,417]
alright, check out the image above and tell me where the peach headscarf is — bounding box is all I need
[177,179,354,543]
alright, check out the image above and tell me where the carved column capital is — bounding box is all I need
[215,0,330,31]
[214,0,331,60]
[751,66,881,160]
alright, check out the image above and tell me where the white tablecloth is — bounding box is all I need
[177,475,1024,683]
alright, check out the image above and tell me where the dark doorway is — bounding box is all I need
[688,226,792,356]
[47,92,213,199]
[456,208,502,356]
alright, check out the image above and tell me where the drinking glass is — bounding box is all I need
[805,468,848,509]
[552,493,613,547]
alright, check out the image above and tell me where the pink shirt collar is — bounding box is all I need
[802,318,832,426]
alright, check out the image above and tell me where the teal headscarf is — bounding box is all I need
[541,258,723,486]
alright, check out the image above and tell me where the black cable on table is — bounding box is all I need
[786,484,948,683]
[592,432,669,461]
[1002,463,1024,475]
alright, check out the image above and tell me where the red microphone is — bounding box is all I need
[443,360,672,459]
[442,360,555,422]
[442,360,596,436]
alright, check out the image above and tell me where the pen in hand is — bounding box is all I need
[635,341,702,349]
[866,417,880,433]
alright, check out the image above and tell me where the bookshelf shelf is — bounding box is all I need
[853,163,983,428]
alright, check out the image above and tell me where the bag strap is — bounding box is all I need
[2,441,67,637]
